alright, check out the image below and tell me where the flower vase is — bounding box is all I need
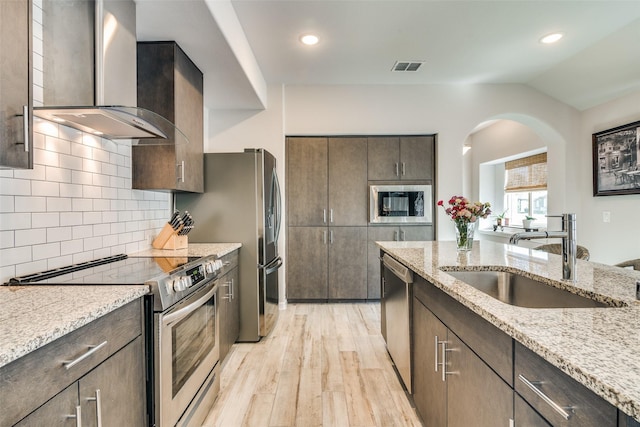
[455,221,475,251]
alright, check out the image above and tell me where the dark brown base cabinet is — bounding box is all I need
[413,280,512,427]
[409,265,630,427]
[1,300,146,426]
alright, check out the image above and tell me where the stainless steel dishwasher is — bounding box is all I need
[381,253,414,392]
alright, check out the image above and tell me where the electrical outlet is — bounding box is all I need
[603,211,611,223]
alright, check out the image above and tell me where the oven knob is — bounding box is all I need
[214,259,224,270]
[205,261,215,274]
[173,276,188,292]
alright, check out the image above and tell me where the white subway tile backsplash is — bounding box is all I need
[60,212,83,227]
[60,183,83,198]
[1,246,32,265]
[47,197,72,212]
[82,185,102,199]
[15,196,46,212]
[72,170,93,186]
[1,125,167,284]
[0,196,15,213]
[31,212,59,228]
[34,148,59,167]
[45,135,71,154]
[83,212,102,225]
[0,231,14,249]
[31,180,60,197]
[59,154,83,171]
[0,177,31,196]
[72,225,93,240]
[72,199,92,212]
[0,213,31,231]
[61,239,83,256]
[83,236,102,251]
[47,227,72,243]
[45,166,72,183]
[33,242,60,261]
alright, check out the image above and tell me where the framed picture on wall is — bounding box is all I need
[592,120,640,196]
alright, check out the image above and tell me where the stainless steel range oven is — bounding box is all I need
[9,253,225,427]
[151,261,220,427]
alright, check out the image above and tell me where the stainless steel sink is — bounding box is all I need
[445,270,608,308]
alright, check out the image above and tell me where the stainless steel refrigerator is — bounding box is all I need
[176,149,282,342]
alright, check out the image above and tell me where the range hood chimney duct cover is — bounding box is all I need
[33,0,187,145]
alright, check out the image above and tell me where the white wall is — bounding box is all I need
[579,91,640,264]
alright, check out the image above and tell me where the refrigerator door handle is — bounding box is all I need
[273,167,282,244]
[263,256,283,275]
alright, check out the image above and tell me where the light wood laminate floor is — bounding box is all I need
[203,303,422,427]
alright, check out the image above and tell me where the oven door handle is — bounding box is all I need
[162,285,216,327]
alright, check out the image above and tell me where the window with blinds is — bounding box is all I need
[504,153,547,192]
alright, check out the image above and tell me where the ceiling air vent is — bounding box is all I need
[392,60,424,72]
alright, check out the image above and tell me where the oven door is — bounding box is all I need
[155,281,219,427]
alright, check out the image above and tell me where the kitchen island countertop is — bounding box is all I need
[378,240,640,421]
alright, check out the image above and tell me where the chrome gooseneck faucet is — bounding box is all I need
[509,213,577,282]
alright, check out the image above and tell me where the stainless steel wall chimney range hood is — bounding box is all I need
[33,0,187,145]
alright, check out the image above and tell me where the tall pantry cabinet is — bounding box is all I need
[286,135,436,301]
[286,137,368,300]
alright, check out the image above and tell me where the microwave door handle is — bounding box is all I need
[162,285,216,327]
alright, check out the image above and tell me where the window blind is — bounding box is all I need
[504,153,547,192]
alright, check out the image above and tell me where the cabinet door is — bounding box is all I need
[400,225,434,242]
[328,227,368,299]
[79,336,145,427]
[286,137,328,226]
[368,136,400,180]
[367,226,398,299]
[218,281,230,362]
[400,136,435,181]
[412,297,447,427]
[515,394,551,427]
[228,267,240,355]
[0,0,32,169]
[14,384,79,427]
[328,137,368,226]
[446,332,513,427]
[287,227,328,300]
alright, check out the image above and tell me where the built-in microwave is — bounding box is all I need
[370,184,432,224]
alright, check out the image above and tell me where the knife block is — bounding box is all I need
[152,223,188,249]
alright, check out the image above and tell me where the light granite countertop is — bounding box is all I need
[130,242,241,259]
[378,240,640,422]
[0,285,149,369]
[0,243,241,370]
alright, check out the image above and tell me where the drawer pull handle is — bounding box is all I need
[64,341,108,370]
[68,405,82,427]
[518,374,572,420]
[86,389,103,427]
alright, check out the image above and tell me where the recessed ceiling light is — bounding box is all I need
[300,34,319,46]
[540,32,563,44]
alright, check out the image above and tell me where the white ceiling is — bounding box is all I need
[136,0,640,111]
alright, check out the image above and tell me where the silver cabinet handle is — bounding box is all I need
[222,280,232,300]
[68,405,82,427]
[395,162,399,176]
[329,230,334,244]
[518,374,572,420]
[86,389,103,427]
[330,209,334,223]
[23,105,29,152]
[394,230,398,241]
[323,209,327,224]
[176,160,185,183]
[323,230,327,244]
[401,230,406,241]
[64,341,108,370]
[230,278,234,300]
[402,162,406,176]
[434,335,440,372]
[441,341,455,382]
